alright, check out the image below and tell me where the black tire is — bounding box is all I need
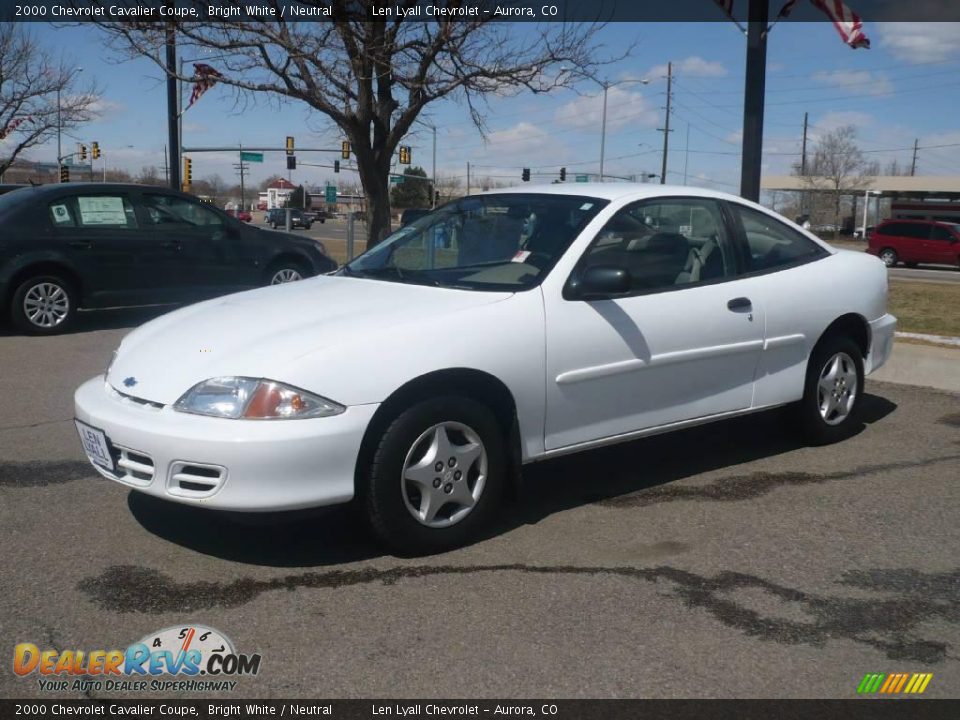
[795,334,864,446]
[10,274,77,335]
[363,396,506,555]
[265,258,310,285]
[271,221,278,229]
[878,247,898,267]
[303,222,312,230]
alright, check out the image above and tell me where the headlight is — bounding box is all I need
[174,377,345,420]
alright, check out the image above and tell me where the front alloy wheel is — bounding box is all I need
[401,421,488,528]
[879,248,898,267]
[363,396,506,555]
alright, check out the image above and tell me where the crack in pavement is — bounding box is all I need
[0,417,72,431]
[0,460,93,487]
[595,454,960,508]
[939,413,960,428]
[78,563,959,664]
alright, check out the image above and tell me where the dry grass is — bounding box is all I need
[888,281,960,337]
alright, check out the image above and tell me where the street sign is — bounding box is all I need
[240,151,263,162]
[325,185,337,203]
[575,175,589,183]
[390,175,405,184]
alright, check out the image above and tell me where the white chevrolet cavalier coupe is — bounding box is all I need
[75,185,896,553]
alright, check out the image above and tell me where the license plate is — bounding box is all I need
[75,420,114,472]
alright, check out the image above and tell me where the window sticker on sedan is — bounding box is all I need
[50,204,72,224]
[77,196,128,226]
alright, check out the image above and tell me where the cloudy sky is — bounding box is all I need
[10,20,960,195]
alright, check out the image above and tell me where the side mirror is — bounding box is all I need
[566,265,632,300]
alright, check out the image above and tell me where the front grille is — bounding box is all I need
[106,446,155,486]
[167,461,227,498]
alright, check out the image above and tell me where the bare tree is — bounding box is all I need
[433,171,462,202]
[136,165,165,186]
[0,25,100,176]
[803,125,871,239]
[95,7,610,245]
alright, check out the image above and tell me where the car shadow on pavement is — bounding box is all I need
[126,393,897,567]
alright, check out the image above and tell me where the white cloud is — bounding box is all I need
[877,22,960,64]
[811,70,893,96]
[647,56,728,80]
[484,122,552,155]
[813,111,874,135]
[555,86,658,132]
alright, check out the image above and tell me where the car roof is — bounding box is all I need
[484,182,738,203]
[4,182,187,199]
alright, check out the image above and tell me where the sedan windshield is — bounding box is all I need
[343,193,608,290]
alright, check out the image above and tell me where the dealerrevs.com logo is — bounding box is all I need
[14,625,261,693]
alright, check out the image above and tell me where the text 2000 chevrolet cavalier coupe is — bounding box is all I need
[75,185,896,554]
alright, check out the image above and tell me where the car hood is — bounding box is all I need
[107,276,513,405]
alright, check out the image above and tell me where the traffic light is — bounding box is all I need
[522,168,530,182]
[91,142,100,160]
[560,167,566,181]
[435,190,440,206]
[341,140,351,159]
[184,157,193,185]
[80,144,87,161]
[399,146,411,164]
[287,155,296,170]
[59,166,70,183]
[334,160,340,173]
[286,136,295,155]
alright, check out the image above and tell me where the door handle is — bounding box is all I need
[161,240,182,250]
[727,297,752,311]
[67,240,93,249]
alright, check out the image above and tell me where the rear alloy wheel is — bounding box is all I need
[11,275,77,335]
[795,335,864,445]
[879,248,898,267]
[364,396,505,555]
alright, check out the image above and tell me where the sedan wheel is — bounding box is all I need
[364,396,505,555]
[401,421,488,528]
[795,335,864,445]
[879,248,898,267]
[270,268,303,284]
[11,275,76,335]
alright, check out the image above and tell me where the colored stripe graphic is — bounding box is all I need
[858,672,933,694]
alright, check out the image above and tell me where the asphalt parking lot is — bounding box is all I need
[1,310,958,699]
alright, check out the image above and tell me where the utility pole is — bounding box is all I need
[431,124,437,207]
[659,61,673,185]
[466,161,471,195]
[800,112,809,215]
[910,138,918,176]
[740,0,769,201]
[682,122,690,185]
[165,20,180,190]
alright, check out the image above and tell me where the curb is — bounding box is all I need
[895,332,960,348]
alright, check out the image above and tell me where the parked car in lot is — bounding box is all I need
[265,207,313,229]
[308,208,328,224]
[0,183,337,334]
[867,219,960,268]
[226,208,252,222]
[75,184,895,554]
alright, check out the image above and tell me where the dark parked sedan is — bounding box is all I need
[0,183,337,334]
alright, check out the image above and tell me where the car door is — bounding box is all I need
[139,192,261,297]
[928,225,957,264]
[47,192,162,307]
[900,223,929,263]
[542,196,766,451]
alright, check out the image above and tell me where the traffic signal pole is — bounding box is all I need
[740,0,769,201]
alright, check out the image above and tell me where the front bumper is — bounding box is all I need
[866,313,897,375]
[74,376,378,511]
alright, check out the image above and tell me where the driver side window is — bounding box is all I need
[577,197,734,293]
[142,194,224,228]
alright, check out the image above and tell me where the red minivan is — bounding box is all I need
[868,219,960,268]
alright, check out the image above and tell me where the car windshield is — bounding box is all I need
[342,193,608,290]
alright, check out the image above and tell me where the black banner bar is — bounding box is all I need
[2,700,960,720]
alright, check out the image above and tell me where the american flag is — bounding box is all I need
[777,0,871,48]
[0,116,32,140]
[186,63,224,110]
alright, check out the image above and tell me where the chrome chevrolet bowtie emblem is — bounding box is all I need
[123,377,138,388]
